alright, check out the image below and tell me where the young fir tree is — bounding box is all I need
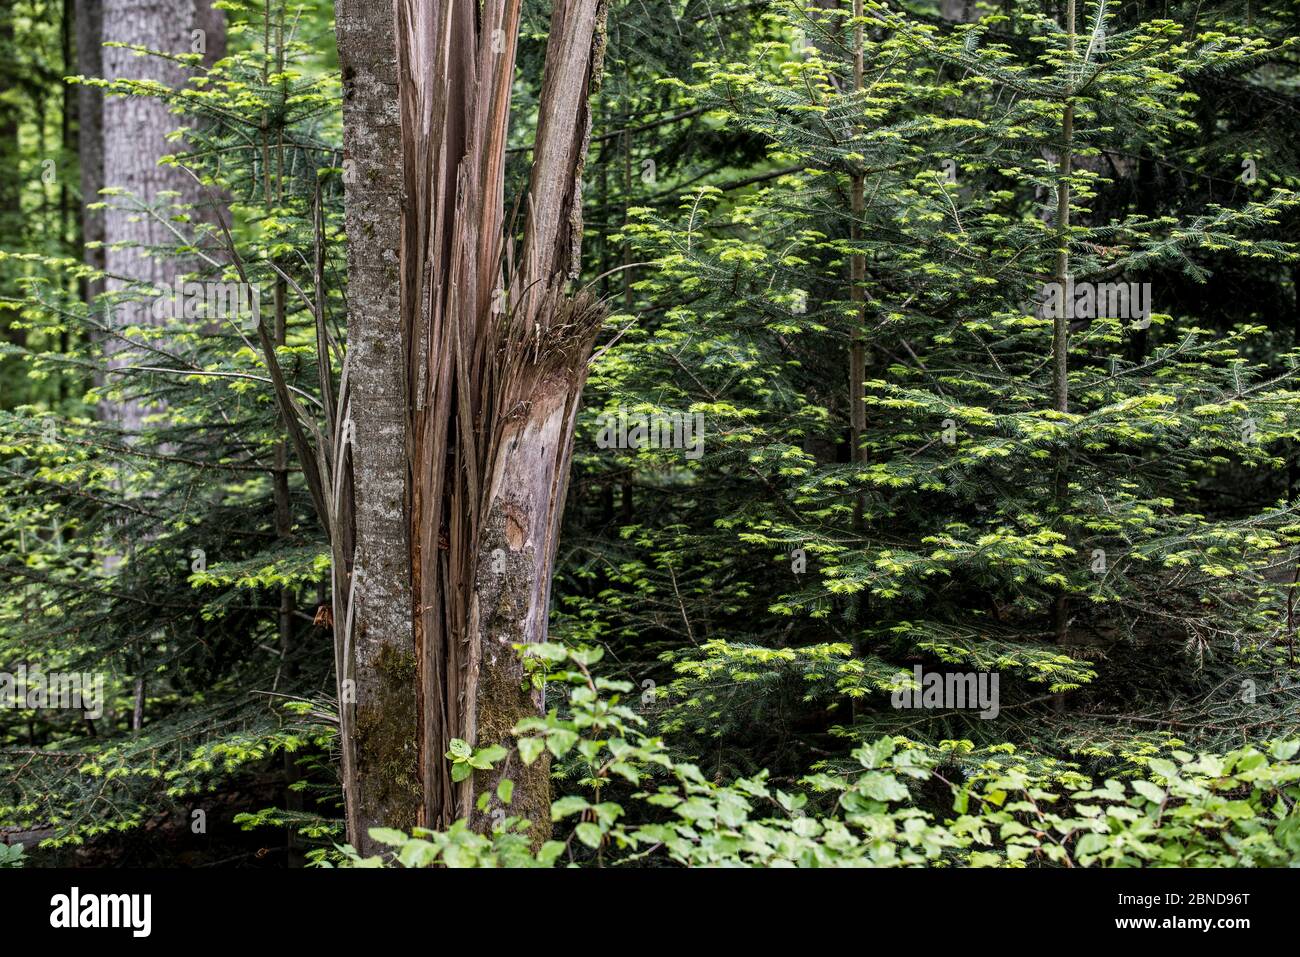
[0,0,343,858]
[576,0,1300,776]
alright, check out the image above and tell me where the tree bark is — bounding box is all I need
[0,0,22,326]
[332,0,416,846]
[334,0,608,854]
[74,0,105,309]
[1051,0,1076,696]
[100,0,225,429]
[940,0,977,22]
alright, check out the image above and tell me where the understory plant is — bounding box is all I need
[339,645,1300,868]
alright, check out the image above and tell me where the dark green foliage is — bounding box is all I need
[1,0,342,858]
[563,0,1300,784]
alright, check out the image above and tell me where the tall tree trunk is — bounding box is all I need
[74,0,105,311]
[1051,0,1076,688]
[847,0,869,718]
[332,0,417,851]
[334,0,608,854]
[100,0,225,429]
[940,0,977,21]
[0,0,22,336]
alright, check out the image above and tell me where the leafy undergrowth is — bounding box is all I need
[336,645,1300,868]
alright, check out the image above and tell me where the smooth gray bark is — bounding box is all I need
[0,0,21,317]
[100,0,224,429]
[75,0,104,308]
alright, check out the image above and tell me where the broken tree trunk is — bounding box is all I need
[334,0,608,854]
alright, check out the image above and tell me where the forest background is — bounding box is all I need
[2,0,1300,868]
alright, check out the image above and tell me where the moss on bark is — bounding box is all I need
[352,642,421,845]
